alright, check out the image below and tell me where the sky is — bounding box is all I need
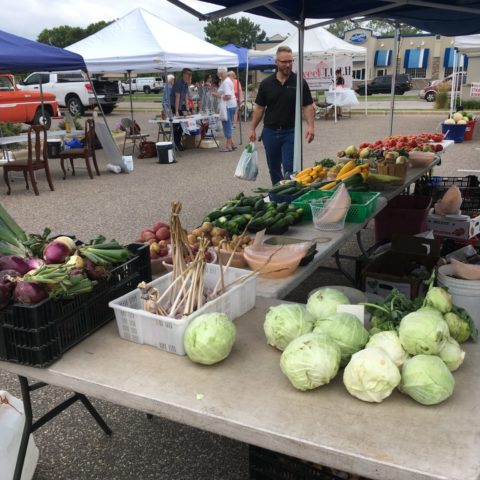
[3,0,296,42]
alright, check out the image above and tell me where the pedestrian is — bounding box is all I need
[213,67,237,152]
[249,46,315,185]
[162,74,175,118]
[227,71,243,128]
[335,69,345,116]
[170,68,192,151]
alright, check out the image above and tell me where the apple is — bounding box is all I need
[141,229,156,242]
[155,227,170,241]
[152,221,169,232]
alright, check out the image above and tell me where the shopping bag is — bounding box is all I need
[234,142,258,181]
[218,100,228,122]
[0,390,39,480]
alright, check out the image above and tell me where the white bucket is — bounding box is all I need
[438,264,480,330]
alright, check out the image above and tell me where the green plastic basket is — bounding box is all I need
[292,190,380,223]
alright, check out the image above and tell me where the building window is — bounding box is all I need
[352,69,365,80]
[405,67,427,78]
[376,69,386,76]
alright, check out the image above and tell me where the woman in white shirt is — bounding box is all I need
[213,67,237,152]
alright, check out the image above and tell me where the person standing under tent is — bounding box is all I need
[335,68,345,116]
[213,67,237,152]
[227,71,243,128]
[170,68,192,151]
[162,74,175,118]
[249,45,315,185]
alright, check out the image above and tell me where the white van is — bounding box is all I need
[122,77,164,94]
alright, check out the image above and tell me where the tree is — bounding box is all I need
[326,19,424,37]
[204,17,266,48]
[37,21,113,48]
[326,20,360,37]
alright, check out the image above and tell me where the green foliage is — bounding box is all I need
[460,99,480,110]
[0,122,22,137]
[37,20,113,48]
[435,86,450,110]
[326,19,424,37]
[204,17,266,48]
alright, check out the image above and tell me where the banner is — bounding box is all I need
[294,56,353,91]
[470,82,480,97]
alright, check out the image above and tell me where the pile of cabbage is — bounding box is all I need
[264,286,472,406]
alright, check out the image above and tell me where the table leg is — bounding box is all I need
[13,376,33,480]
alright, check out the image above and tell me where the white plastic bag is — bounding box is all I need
[0,390,39,480]
[235,142,259,181]
[218,100,228,122]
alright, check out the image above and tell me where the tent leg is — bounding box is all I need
[237,66,243,145]
[388,25,400,136]
[128,70,134,124]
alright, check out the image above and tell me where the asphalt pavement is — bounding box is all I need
[0,111,479,480]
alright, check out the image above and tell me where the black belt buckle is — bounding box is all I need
[271,125,284,131]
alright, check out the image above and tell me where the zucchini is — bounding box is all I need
[268,182,296,194]
[341,173,364,188]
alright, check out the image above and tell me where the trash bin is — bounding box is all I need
[374,195,432,243]
[156,141,175,164]
[441,123,467,143]
[464,120,476,141]
[46,139,62,158]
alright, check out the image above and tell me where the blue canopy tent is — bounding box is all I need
[222,43,274,122]
[0,29,86,72]
[168,0,480,170]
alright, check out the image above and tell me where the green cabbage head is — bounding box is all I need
[313,312,369,366]
[343,347,401,403]
[366,331,409,368]
[280,333,341,391]
[444,312,471,343]
[399,307,449,355]
[424,287,452,314]
[400,355,455,405]
[439,336,465,372]
[264,303,315,351]
[184,313,236,365]
[306,288,349,320]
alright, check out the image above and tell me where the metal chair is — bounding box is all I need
[59,119,100,179]
[3,125,54,196]
[120,118,149,155]
[157,121,172,142]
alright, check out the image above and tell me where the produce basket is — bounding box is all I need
[293,191,380,223]
[414,175,480,210]
[109,263,256,356]
[249,445,367,480]
[310,199,348,231]
[0,244,151,367]
[376,159,407,184]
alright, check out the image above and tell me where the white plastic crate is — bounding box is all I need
[109,263,256,355]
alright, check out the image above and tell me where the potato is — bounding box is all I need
[191,228,203,237]
[211,235,222,246]
[211,227,223,237]
[152,221,169,232]
[201,222,213,233]
[155,227,170,241]
[187,234,197,245]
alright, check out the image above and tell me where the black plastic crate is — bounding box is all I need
[0,243,151,367]
[249,446,367,480]
[414,175,480,208]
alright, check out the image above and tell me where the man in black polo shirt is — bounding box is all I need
[249,46,315,185]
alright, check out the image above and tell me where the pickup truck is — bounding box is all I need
[0,74,59,130]
[19,71,120,116]
[122,76,164,94]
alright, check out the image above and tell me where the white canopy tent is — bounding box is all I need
[66,8,238,72]
[455,35,480,54]
[249,23,367,124]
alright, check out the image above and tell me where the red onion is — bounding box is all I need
[25,257,45,271]
[0,269,19,309]
[0,256,30,275]
[43,241,70,264]
[13,280,48,305]
[84,260,110,281]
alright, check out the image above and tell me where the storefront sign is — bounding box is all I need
[470,82,480,97]
[295,57,353,91]
[349,33,368,44]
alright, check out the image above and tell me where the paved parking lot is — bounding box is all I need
[1,111,479,480]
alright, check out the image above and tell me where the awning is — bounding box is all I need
[443,47,469,69]
[374,49,392,67]
[403,48,429,69]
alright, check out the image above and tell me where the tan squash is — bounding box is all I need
[451,258,480,280]
[436,186,462,215]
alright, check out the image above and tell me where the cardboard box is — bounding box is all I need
[426,208,480,240]
[362,235,441,299]
[183,134,201,149]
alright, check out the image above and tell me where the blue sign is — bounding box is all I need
[350,33,367,44]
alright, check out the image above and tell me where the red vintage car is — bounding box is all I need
[0,73,60,130]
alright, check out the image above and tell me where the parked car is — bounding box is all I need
[0,74,60,129]
[18,71,120,116]
[419,73,466,102]
[355,74,413,95]
[122,77,164,94]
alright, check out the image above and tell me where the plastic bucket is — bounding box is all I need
[156,141,175,164]
[47,139,62,158]
[464,120,476,141]
[438,264,480,331]
[441,123,467,143]
[374,195,432,243]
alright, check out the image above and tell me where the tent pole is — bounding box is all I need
[333,54,337,123]
[365,47,368,116]
[85,70,113,135]
[449,49,457,117]
[39,80,46,127]
[293,12,305,173]
[245,55,249,122]
[128,70,134,124]
[237,65,243,145]
[388,24,400,136]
